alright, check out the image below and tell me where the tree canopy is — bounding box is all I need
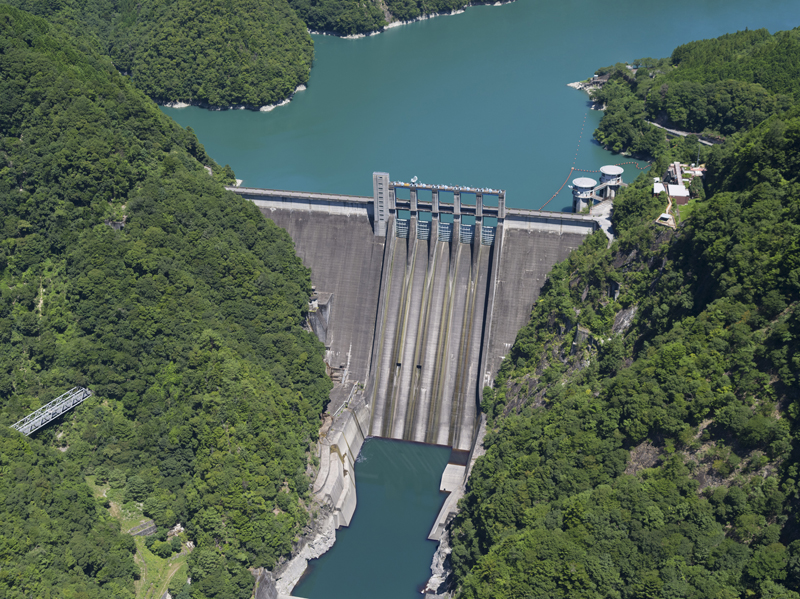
[0,6,329,598]
[4,0,314,107]
[592,27,800,158]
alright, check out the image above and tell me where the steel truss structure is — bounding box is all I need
[10,387,93,436]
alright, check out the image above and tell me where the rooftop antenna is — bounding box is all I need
[411,176,418,184]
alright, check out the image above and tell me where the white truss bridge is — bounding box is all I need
[10,387,93,436]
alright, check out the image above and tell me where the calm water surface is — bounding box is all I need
[293,439,450,598]
[165,0,800,211]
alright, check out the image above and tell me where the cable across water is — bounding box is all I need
[540,108,652,209]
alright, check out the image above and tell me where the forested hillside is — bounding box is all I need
[0,6,329,598]
[287,0,386,36]
[6,0,505,106]
[448,31,800,599]
[592,27,800,157]
[5,0,314,107]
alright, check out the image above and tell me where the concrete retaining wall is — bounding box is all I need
[313,396,371,528]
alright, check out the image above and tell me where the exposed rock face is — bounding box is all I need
[612,304,638,334]
[424,531,455,598]
[274,513,337,594]
[252,568,279,599]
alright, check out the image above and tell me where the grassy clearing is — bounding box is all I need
[85,475,190,599]
[134,537,189,599]
[677,197,698,222]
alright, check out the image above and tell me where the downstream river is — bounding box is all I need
[293,439,450,599]
[165,0,799,212]
[165,1,800,596]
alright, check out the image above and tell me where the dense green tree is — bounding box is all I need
[0,6,330,598]
[288,0,386,35]
[4,0,314,107]
[592,27,800,157]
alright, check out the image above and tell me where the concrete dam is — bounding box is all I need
[231,175,599,450]
[235,174,604,597]
[231,175,599,553]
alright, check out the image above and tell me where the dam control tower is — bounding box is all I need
[572,176,597,212]
[572,165,628,212]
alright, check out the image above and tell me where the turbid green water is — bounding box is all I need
[164,0,799,211]
[293,439,451,598]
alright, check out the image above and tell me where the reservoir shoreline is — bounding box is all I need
[157,84,308,113]
[156,0,514,112]
[309,0,515,39]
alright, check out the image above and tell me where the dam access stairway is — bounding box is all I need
[230,173,600,532]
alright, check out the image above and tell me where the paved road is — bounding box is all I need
[645,121,715,146]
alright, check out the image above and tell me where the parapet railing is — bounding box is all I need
[10,387,93,436]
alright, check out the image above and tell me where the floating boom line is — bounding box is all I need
[10,387,93,436]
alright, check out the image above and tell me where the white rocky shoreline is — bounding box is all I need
[310,0,515,38]
[159,84,308,113]
[308,0,517,40]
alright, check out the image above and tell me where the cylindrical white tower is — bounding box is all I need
[599,165,624,199]
[572,177,597,212]
[599,165,624,183]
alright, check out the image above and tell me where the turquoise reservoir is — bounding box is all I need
[164,0,799,212]
[293,439,451,598]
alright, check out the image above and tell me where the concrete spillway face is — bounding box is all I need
[367,217,493,451]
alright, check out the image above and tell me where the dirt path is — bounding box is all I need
[134,548,147,597]
[154,560,184,599]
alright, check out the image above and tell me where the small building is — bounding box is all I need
[653,181,690,205]
[668,184,690,205]
[590,74,611,88]
[666,161,683,185]
[572,177,597,212]
[688,164,707,179]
